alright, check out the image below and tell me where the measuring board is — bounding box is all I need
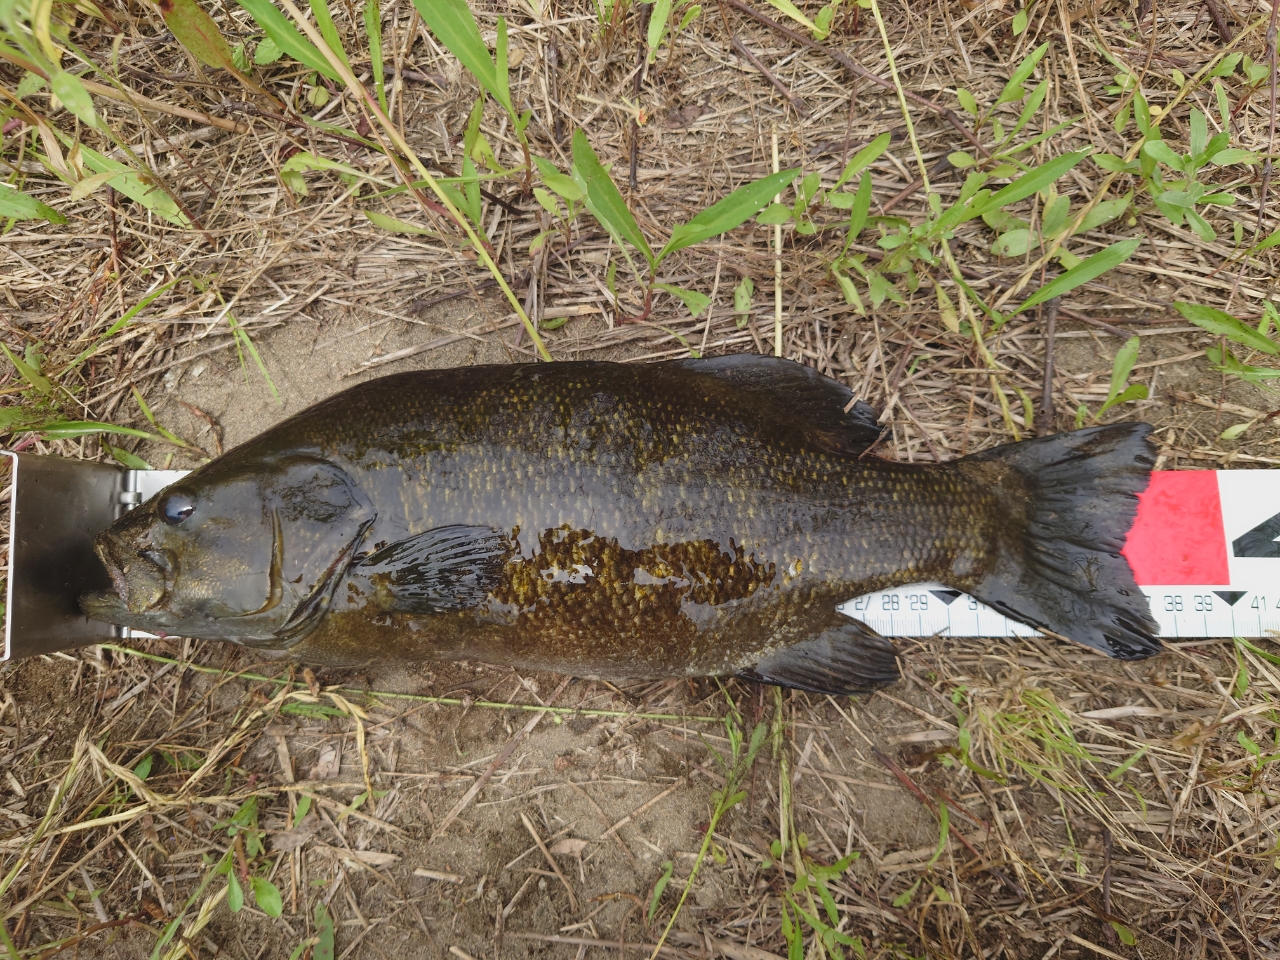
[838,470,1280,640]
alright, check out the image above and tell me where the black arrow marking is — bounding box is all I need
[1214,590,1247,606]
[930,589,961,606]
[1233,511,1280,558]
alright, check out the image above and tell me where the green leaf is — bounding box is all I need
[832,267,864,314]
[648,861,674,921]
[1097,383,1148,416]
[364,0,387,112]
[64,139,191,226]
[39,420,165,441]
[1041,192,1071,237]
[957,88,979,117]
[967,151,1088,222]
[948,151,975,168]
[1005,79,1049,143]
[1011,7,1027,34]
[761,0,819,34]
[996,42,1048,105]
[992,229,1032,257]
[133,754,154,780]
[50,71,98,128]
[16,71,45,99]
[1221,422,1251,441]
[292,794,313,828]
[254,35,282,64]
[1189,109,1207,159]
[1076,193,1131,233]
[227,874,244,913]
[733,275,753,325]
[159,0,237,71]
[659,169,800,261]
[0,183,66,224]
[572,129,653,265]
[892,878,921,908]
[1175,302,1279,355]
[756,202,792,225]
[1142,140,1185,170]
[413,0,508,111]
[1107,744,1149,779]
[1210,148,1258,166]
[1015,236,1142,315]
[251,876,283,917]
[647,0,673,57]
[362,210,435,235]
[314,902,335,960]
[235,0,340,79]
[1107,336,1141,402]
[654,282,710,318]
[1094,153,1138,173]
[844,173,873,246]
[0,343,54,396]
[1109,922,1137,946]
[107,444,151,469]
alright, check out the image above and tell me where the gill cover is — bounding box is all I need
[82,455,375,645]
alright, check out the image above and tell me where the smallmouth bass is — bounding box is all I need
[81,356,1161,693]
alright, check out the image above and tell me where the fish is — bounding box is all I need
[80,355,1162,695]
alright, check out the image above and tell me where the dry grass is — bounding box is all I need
[3,0,1280,956]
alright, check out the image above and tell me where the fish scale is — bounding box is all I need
[81,357,1162,693]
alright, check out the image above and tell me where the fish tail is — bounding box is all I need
[957,423,1161,659]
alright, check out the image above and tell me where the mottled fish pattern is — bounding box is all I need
[82,357,1162,694]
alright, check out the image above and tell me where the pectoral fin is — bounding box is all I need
[739,618,900,695]
[356,525,511,614]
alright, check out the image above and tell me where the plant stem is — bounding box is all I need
[868,0,930,190]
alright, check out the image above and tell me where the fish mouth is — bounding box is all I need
[91,533,171,615]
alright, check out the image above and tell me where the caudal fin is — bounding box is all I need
[959,424,1161,660]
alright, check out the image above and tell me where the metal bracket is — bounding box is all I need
[2,452,188,662]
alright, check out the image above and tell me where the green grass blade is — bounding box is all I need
[1175,301,1280,355]
[833,131,891,189]
[67,278,181,371]
[69,141,189,226]
[0,183,66,224]
[228,314,281,400]
[234,0,340,79]
[967,151,1089,222]
[1106,336,1140,402]
[39,420,165,441]
[762,0,818,33]
[363,0,386,112]
[309,0,351,70]
[571,129,653,267]
[412,0,502,109]
[1015,236,1142,315]
[658,168,799,261]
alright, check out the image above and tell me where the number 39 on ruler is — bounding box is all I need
[839,471,1280,640]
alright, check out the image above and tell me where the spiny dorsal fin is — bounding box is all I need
[673,355,884,455]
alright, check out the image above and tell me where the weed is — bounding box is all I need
[571,129,798,321]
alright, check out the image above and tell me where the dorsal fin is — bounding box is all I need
[673,355,884,455]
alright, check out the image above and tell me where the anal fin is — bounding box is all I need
[739,618,900,695]
[357,525,511,614]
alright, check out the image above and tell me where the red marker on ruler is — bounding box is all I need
[844,471,1280,639]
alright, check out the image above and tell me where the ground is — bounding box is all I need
[3,0,1280,957]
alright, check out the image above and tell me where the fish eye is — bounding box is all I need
[159,493,195,525]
